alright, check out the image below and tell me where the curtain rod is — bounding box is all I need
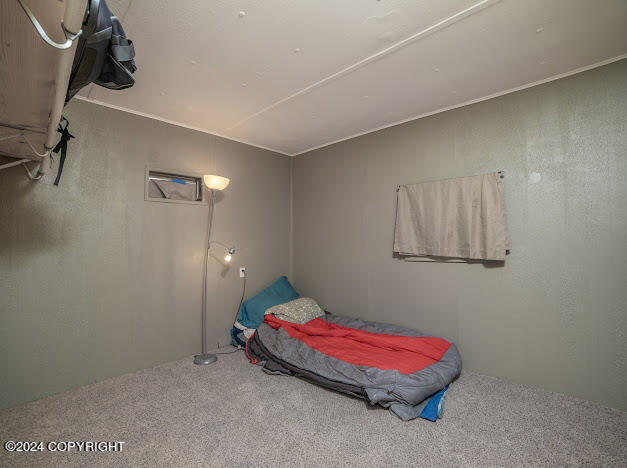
[396,170,505,191]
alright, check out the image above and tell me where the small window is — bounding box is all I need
[145,169,205,205]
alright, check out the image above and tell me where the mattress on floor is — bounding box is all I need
[247,313,462,421]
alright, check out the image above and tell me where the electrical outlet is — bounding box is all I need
[239,266,246,278]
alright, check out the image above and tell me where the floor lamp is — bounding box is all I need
[194,174,235,366]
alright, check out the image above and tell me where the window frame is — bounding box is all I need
[144,167,207,206]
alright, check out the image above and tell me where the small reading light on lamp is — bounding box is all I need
[194,174,235,366]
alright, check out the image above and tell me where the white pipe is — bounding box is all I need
[22,161,43,180]
[23,134,52,157]
[16,0,82,49]
[38,0,86,176]
[0,158,30,171]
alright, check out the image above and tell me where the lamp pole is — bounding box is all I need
[194,188,218,365]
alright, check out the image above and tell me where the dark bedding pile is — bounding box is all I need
[247,313,462,421]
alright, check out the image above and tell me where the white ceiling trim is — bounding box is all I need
[71,1,626,157]
[223,0,501,133]
[75,53,625,157]
[292,54,627,156]
[72,95,292,156]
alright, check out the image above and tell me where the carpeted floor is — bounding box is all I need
[1,350,625,467]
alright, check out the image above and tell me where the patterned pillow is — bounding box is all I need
[265,297,324,324]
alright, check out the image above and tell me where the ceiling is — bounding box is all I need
[77,0,627,156]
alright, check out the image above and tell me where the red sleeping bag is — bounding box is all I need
[264,315,451,375]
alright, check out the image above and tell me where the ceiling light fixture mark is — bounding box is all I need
[377,31,395,42]
[536,27,544,33]
[369,10,398,23]
[238,11,246,18]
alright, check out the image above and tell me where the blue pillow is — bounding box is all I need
[237,276,298,329]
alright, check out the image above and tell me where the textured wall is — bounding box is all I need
[292,60,627,409]
[0,100,292,409]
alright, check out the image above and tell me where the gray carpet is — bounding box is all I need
[1,351,625,467]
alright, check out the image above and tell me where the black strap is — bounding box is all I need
[111,42,135,61]
[51,117,75,186]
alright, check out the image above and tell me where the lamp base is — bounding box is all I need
[193,353,218,365]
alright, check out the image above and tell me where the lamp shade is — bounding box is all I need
[203,174,230,191]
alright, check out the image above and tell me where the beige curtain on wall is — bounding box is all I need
[394,172,509,262]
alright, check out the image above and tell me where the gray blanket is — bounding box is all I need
[249,314,462,411]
